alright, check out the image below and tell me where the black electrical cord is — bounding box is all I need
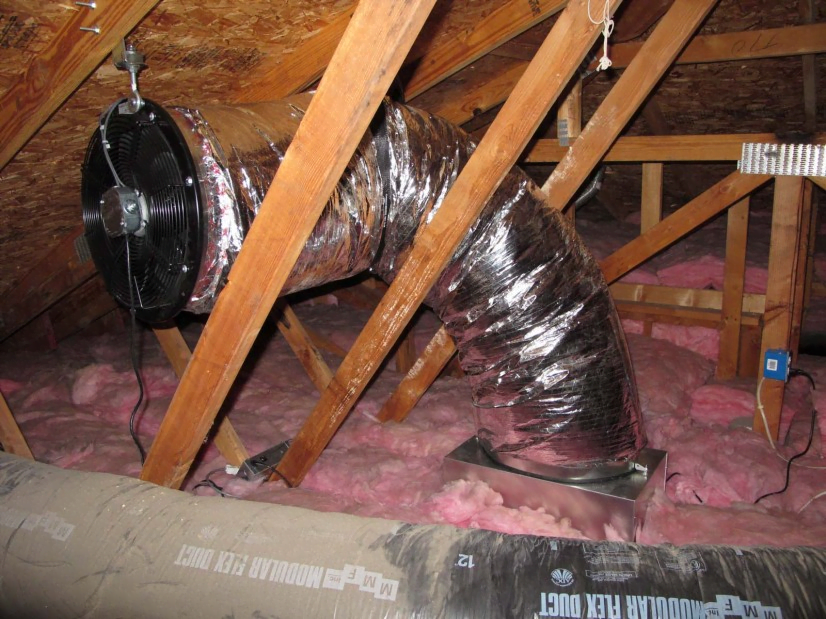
[125,239,146,465]
[755,365,818,505]
[789,367,816,391]
[755,408,817,504]
[193,468,239,499]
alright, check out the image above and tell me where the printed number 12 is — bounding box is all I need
[457,554,475,568]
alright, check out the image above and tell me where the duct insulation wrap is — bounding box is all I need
[167,98,644,470]
[2,454,825,619]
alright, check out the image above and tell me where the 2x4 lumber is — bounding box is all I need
[600,172,772,284]
[404,0,567,100]
[275,304,334,392]
[541,0,720,208]
[152,325,249,466]
[609,282,765,315]
[377,325,456,423]
[754,177,807,441]
[716,198,750,380]
[435,23,826,128]
[0,391,34,459]
[0,0,161,171]
[275,0,623,487]
[524,133,826,164]
[139,0,438,489]
[641,163,664,232]
[0,225,96,342]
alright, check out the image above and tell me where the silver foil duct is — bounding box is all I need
[168,98,645,470]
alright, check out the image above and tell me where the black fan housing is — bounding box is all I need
[82,99,202,323]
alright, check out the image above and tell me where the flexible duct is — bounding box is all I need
[123,97,645,472]
[2,454,825,619]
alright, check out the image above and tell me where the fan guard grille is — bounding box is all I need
[82,100,202,323]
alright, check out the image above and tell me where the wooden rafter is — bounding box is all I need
[139,0,438,489]
[403,0,567,99]
[233,7,356,103]
[542,0,720,207]
[0,0,161,171]
[274,0,622,487]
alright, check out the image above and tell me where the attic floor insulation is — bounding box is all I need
[2,298,825,548]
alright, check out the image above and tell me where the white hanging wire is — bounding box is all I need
[587,0,614,71]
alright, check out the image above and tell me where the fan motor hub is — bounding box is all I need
[100,186,147,237]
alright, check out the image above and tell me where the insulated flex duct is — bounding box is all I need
[2,454,825,619]
[82,97,644,473]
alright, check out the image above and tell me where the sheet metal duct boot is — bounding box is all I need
[81,96,645,479]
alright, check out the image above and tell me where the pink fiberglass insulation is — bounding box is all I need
[1,303,825,548]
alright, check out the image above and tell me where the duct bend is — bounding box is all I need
[169,97,645,474]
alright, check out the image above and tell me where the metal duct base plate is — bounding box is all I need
[442,438,666,541]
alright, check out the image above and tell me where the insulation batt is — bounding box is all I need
[173,98,644,470]
[2,304,825,548]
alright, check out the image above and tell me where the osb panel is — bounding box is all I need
[0,0,500,297]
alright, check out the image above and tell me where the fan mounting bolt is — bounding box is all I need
[181,265,189,273]
[185,176,193,186]
[148,112,156,121]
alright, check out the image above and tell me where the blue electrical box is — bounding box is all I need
[764,349,790,381]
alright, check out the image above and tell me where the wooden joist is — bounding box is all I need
[542,0,720,207]
[274,0,622,487]
[524,132,826,163]
[0,391,34,459]
[140,0,439,489]
[601,172,772,284]
[0,0,161,171]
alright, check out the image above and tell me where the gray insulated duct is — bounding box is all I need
[81,95,645,474]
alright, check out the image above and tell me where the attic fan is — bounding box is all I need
[82,44,202,323]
